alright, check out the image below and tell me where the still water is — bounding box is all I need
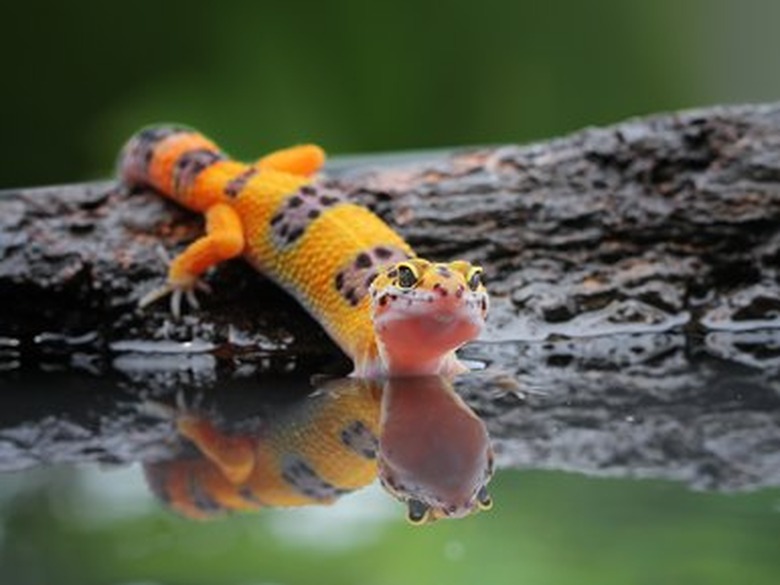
[1,331,779,585]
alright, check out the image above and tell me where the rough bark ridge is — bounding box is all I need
[2,104,780,346]
[1,104,779,492]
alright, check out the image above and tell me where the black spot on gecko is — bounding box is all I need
[345,288,359,306]
[375,246,393,260]
[281,454,350,500]
[120,125,189,185]
[355,253,372,268]
[437,266,452,278]
[334,245,411,306]
[173,148,226,195]
[288,227,304,242]
[224,167,258,198]
[340,421,378,459]
[270,184,346,248]
[238,486,264,505]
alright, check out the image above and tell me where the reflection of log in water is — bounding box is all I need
[0,341,778,495]
[459,331,780,492]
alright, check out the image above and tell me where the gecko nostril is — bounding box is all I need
[455,286,464,299]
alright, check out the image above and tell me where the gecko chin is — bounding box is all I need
[370,285,488,376]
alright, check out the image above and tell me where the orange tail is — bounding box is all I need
[118,125,246,212]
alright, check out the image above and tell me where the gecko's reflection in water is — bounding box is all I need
[143,376,494,524]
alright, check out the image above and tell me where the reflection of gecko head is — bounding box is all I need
[377,376,495,524]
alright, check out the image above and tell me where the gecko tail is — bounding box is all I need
[118,125,229,211]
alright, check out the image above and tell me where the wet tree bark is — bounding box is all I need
[1,103,780,491]
[2,103,780,348]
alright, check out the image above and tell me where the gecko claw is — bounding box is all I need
[164,279,211,319]
[139,278,211,318]
[139,282,175,310]
[138,247,211,318]
[170,287,183,319]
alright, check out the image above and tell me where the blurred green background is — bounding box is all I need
[3,0,780,188]
[2,467,779,585]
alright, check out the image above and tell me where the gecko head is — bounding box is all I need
[369,258,488,375]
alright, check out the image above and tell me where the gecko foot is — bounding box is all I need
[139,279,212,318]
[139,247,212,318]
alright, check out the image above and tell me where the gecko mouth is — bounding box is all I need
[372,292,484,327]
[371,288,487,353]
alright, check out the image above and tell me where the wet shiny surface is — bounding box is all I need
[1,330,779,584]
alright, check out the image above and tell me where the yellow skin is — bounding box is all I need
[119,126,489,377]
[144,380,382,518]
[144,376,493,523]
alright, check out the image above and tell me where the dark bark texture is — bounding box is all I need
[1,103,780,491]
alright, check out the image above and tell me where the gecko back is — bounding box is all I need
[119,126,414,375]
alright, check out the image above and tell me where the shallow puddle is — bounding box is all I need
[1,327,779,585]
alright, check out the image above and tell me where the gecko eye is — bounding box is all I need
[406,499,430,525]
[396,264,418,289]
[467,267,484,291]
[476,486,493,511]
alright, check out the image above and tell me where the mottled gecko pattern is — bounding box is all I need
[268,184,346,248]
[119,126,488,376]
[143,381,382,517]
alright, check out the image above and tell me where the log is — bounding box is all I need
[1,103,779,491]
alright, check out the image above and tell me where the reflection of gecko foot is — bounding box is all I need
[136,390,204,427]
[135,399,177,421]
